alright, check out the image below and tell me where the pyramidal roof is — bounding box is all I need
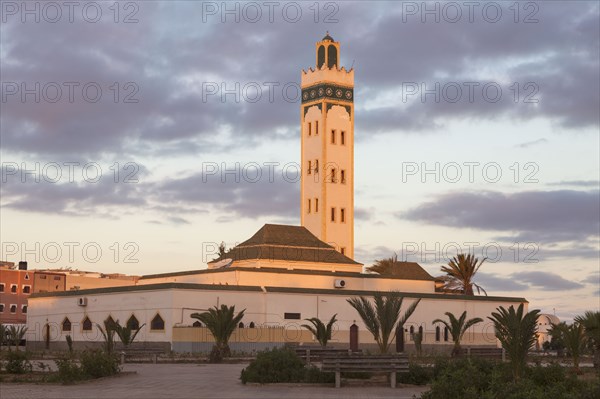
[210,224,362,265]
[238,224,332,249]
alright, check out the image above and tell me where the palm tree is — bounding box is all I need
[548,322,567,357]
[218,241,227,257]
[114,322,146,348]
[488,304,540,381]
[574,310,600,369]
[441,253,487,295]
[301,314,337,347]
[191,304,245,363]
[552,322,586,373]
[347,292,420,354]
[367,253,399,275]
[97,319,117,353]
[433,311,483,357]
[6,325,28,351]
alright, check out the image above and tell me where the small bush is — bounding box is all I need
[304,366,335,383]
[79,350,120,379]
[52,350,120,384]
[54,357,84,383]
[421,358,598,399]
[241,347,305,384]
[5,351,32,374]
[397,363,433,385]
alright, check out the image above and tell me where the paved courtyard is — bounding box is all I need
[1,363,428,399]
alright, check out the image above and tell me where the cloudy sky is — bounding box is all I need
[1,1,598,320]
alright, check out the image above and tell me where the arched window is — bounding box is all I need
[105,315,115,327]
[238,322,244,329]
[127,315,140,330]
[193,321,202,327]
[249,322,256,328]
[327,45,338,68]
[82,316,92,331]
[151,313,165,331]
[444,327,449,342]
[435,326,440,342]
[317,45,325,68]
[418,326,423,339]
[409,325,414,341]
[62,317,72,332]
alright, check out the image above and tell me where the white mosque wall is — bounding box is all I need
[26,286,525,352]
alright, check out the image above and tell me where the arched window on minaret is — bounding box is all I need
[317,45,326,68]
[327,45,338,68]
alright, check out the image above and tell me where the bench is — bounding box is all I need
[294,347,362,364]
[460,347,505,360]
[120,348,165,364]
[322,355,409,388]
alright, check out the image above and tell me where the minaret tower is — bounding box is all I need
[300,33,355,259]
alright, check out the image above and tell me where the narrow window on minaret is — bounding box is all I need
[315,121,319,135]
[315,198,319,212]
[331,207,336,222]
[341,208,346,223]
[341,170,346,184]
[308,199,311,213]
[307,160,312,175]
[331,168,337,183]
[341,131,345,145]
[314,159,319,173]
[331,129,336,144]
[308,122,312,136]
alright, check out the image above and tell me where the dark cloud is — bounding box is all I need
[512,271,585,291]
[400,190,600,243]
[582,272,600,285]
[355,207,374,221]
[1,2,597,159]
[468,271,585,293]
[157,168,300,220]
[476,273,530,292]
[1,163,299,221]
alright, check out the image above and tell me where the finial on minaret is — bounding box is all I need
[317,33,338,68]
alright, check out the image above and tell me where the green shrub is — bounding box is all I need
[5,351,32,374]
[397,362,433,385]
[421,358,598,399]
[304,366,335,383]
[241,347,305,384]
[240,348,378,385]
[79,350,120,379]
[54,357,84,383]
[52,350,120,383]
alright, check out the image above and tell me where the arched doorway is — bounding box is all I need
[349,323,359,352]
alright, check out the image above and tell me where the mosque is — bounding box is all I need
[26,35,527,353]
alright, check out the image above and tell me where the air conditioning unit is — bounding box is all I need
[334,279,346,288]
[77,297,87,306]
